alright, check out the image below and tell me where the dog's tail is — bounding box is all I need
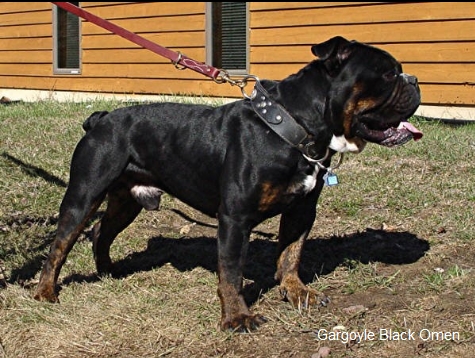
[82,111,109,131]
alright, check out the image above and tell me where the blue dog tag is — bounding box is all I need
[323,171,339,186]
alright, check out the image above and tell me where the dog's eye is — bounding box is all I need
[383,69,398,81]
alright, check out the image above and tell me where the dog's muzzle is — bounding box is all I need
[353,73,422,147]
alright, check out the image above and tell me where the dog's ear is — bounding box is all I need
[311,36,354,76]
[311,36,352,60]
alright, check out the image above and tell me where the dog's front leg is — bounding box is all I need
[275,189,327,309]
[216,213,267,332]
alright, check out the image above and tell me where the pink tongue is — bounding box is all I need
[398,121,423,141]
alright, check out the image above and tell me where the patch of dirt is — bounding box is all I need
[104,197,474,357]
[2,198,474,357]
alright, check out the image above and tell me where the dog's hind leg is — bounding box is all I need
[34,190,106,303]
[34,135,130,303]
[92,184,143,275]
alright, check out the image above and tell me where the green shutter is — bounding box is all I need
[57,2,80,69]
[220,2,247,70]
[212,2,247,71]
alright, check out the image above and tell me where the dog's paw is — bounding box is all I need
[279,276,329,309]
[95,260,114,276]
[33,288,59,303]
[220,313,267,333]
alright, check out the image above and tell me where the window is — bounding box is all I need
[53,2,81,74]
[206,2,248,74]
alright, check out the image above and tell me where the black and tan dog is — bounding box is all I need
[34,36,422,331]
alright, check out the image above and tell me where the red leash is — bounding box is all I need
[52,2,223,81]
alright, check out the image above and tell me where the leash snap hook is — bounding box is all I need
[214,70,231,84]
[240,75,260,99]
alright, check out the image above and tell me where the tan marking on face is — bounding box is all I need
[340,84,380,152]
[340,84,363,137]
[343,99,356,137]
[259,182,282,211]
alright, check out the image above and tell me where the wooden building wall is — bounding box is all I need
[0,2,474,107]
[250,2,475,107]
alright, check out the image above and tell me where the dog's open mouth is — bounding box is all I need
[355,121,423,147]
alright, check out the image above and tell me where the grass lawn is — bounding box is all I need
[1,99,474,357]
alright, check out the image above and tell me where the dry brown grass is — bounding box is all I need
[1,100,474,357]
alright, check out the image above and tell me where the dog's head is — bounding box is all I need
[311,36,422,153]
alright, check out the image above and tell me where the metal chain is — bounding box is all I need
[213,71,260,99]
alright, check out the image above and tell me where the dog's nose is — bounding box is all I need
[401,73,418,86]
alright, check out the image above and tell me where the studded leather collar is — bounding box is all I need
[249,81,327,161]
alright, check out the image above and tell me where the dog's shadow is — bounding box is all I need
[1,152,429,303]
[62,228,429,305]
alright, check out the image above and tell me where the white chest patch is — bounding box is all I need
[300,166,319,194]
[329,135,363,153]
[301,166,319,194]
[287,165,320,195]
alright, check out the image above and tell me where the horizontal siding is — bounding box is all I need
[82,48,205,64]
[251,63,475,85]
[249,2,475,106]
[251,21,475,45]
[250,2,474,27]
[80,63,210,80]
[419,84,475,106]
[0,2,51,13]
[251,42,475,64]
[82,14,205,35]
[0,23,51,37]
[0,0,53,73]
[0,11,52,26]
[81,2,205,17]
[0,1,54,99]
[0,50,52,63]
[0,62,212,80]
[379,43,475,63]
[0,2,474,107]
[0,2,211,97]
[249,3,379,11]
[0,38,52,51]
[404,64,475,85]
[83,2,136,6]
[250,65,475,105]
[83,32,205,50]
[79,2,208,84]
[4,75,471,106]
[1,75,241,98]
